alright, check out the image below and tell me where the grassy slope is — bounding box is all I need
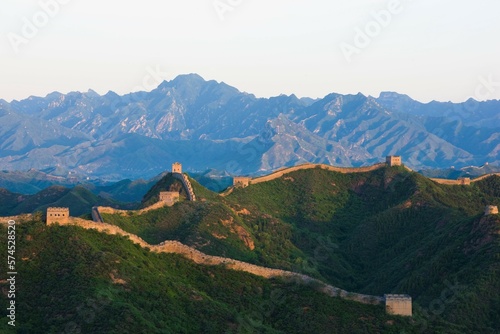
[100,168,500,332]
[0,220,416,334]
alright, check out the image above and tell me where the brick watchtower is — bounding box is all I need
[172,162,182,174]
[46,207,70,225]
[386,156,402,167]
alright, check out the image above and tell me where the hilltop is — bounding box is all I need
[95,164,500,332]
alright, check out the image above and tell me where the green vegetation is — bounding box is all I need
[0,219,416,333]
[0,185,127,217]
[100,167,500,332]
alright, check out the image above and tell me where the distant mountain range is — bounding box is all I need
[1,74,499,180]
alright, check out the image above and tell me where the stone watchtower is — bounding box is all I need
[485,205,499,216]
[233,177,252,188]
[458,177,471,185]
[385,294,412,316]
[46,207,70,225]
[159,191,180,206]
[386,156,402,167]
[172,162,182,174]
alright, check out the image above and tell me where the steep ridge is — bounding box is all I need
[173,173,196,201]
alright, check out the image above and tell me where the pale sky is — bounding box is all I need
[1,0,499,103]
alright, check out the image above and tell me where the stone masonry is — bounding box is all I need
[385,294,412,316]
[46,207,70,225]
[485,205,499,216]
[159,191,180,206]
[172,162,182,174]
[386,156,402,167]
[233,177,251,188]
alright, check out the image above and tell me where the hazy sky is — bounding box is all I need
[1,0,499,102]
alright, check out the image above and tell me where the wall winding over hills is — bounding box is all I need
[250,163,387,185]
[46,217,383,306]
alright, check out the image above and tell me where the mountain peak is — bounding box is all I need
[171,73,206,85]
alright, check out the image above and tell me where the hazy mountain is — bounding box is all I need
[1,74,498,179]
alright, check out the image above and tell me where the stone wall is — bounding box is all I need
[386,156,402,167]
[431,173,500,186]
[172,162,182,174]
[470,173,500,183]
[159,191,180,206]
[172,173,196,201]
[95,201,171,218]
[429,178,468,186]
[91,206,104,223]
[233,177,251,188]
[54,218,384,306]
[250,163,386,185]
[0,214,32,225]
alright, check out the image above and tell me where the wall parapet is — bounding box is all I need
[250,163,386,185]
[172,173,196,201]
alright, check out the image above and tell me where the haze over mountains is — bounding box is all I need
[1,74,499,180]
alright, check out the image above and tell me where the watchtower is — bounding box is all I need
[159,191,180,206]
[385,294,412,316]
[386,156,402,167]
[46,207,70,225]
[458,177,471,185]
[485,205,499,216]
[233,177,252,188]
[172,162,182,174]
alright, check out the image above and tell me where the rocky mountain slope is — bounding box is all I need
[1,74,499,179]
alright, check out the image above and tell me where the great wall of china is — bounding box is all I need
[250,163,387,184]
[0,215,384,306]
[4,156,500,317]
[231,157,500,189]
[426,173,500,185]
[92,162,196,222]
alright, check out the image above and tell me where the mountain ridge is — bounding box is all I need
[1,74,499,179]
